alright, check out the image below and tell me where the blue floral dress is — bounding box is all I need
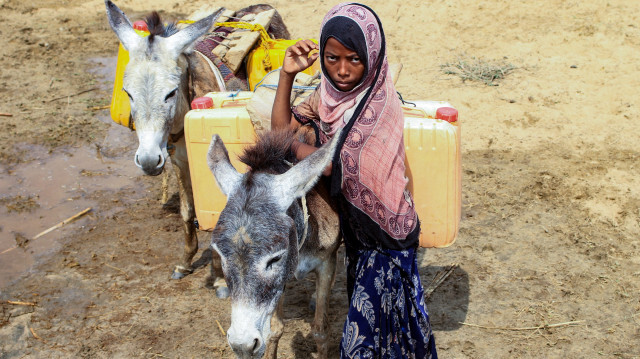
[341,246,437,359]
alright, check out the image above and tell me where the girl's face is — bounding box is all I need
[323,37,365,92]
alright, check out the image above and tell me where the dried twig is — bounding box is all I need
[29,327,42,340]
[46,87,99,103]
[161,171,169,204]
[90,105,110,111]
[7,300,36,306]
[460,320,585,331]
[216,319,226,336]
[125,322,136,335]
[33,207,92,240]
[140,288,155,304]
[0,113,12,117]
[424,263,459,299]
[1,246,17,255]
[105,263,129,279]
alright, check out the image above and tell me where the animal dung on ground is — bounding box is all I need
[14,232,30,248]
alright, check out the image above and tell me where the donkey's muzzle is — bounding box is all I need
[228,328,264,359]
[134,152,165,176]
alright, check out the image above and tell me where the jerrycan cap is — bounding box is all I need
[133,20,149,32]
[191,97,213,110]
[436,107,458,123]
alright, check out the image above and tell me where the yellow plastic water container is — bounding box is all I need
[110,21,149,129]
[246,38,320,91]
[184,92,257,230]
[185,96,461,249]
[403,102,461,248]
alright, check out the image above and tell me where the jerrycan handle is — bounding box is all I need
[220,99,248,108]
[402,106,428,118]
[220,91,247,108]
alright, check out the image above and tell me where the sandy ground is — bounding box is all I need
[1,0,640,358]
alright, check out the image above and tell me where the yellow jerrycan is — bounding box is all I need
[403,102,461,248]
[184,92,255,230]
[246,38,320,90]
[109,21,149,129]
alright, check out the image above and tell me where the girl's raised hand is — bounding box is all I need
[282,40,319,75]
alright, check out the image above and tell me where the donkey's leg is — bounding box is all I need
[169,141,228,296]
[265,297,285,359]
[312,250,338,359]
[211,266,229,298]
[168,142,199,279]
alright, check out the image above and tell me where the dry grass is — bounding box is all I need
[441,55,516,86]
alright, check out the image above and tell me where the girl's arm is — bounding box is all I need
[271,40,319,131]
[272,40,331,175]
[291,140,332,176]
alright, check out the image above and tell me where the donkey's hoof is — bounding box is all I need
[171,266,193,280]
[213,277,229,298]
[171,270,186,280]
[216,286,230,299]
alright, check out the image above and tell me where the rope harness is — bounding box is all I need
[214,21,275,71]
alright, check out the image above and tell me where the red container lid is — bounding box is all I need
[436,107,458,123]
[191,97,213,110]
[133,20,149,32]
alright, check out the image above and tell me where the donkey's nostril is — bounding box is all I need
[252,338,261,354]
[134,154,142,168]
[156,154,165,169]
[228,329,262,356]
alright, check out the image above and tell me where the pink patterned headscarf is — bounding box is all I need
[318,3,417,239]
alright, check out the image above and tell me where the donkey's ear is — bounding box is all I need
[207,134,242,197]
[165,8,224,58]
[271,128,343,212]
[105,0,142,53]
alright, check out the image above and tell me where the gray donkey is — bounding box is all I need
[104,1,290,289]
[207,128,342,359]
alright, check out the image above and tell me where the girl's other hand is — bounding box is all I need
[282,40,319,75]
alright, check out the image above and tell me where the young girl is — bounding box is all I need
[272,3,437,358]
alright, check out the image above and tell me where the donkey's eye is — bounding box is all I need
[266,255,283,270]
[164,88,178,102]
[123,88,133,101]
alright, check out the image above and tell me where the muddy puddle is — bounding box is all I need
[0,57,148,289]
[0,129,148,289]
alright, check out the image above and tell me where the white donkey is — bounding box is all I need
[104,1,290,291]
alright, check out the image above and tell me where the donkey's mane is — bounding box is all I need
[144,12,179,43]
[239,130,296,175]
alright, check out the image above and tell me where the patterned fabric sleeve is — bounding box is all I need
[291,88,321,125]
